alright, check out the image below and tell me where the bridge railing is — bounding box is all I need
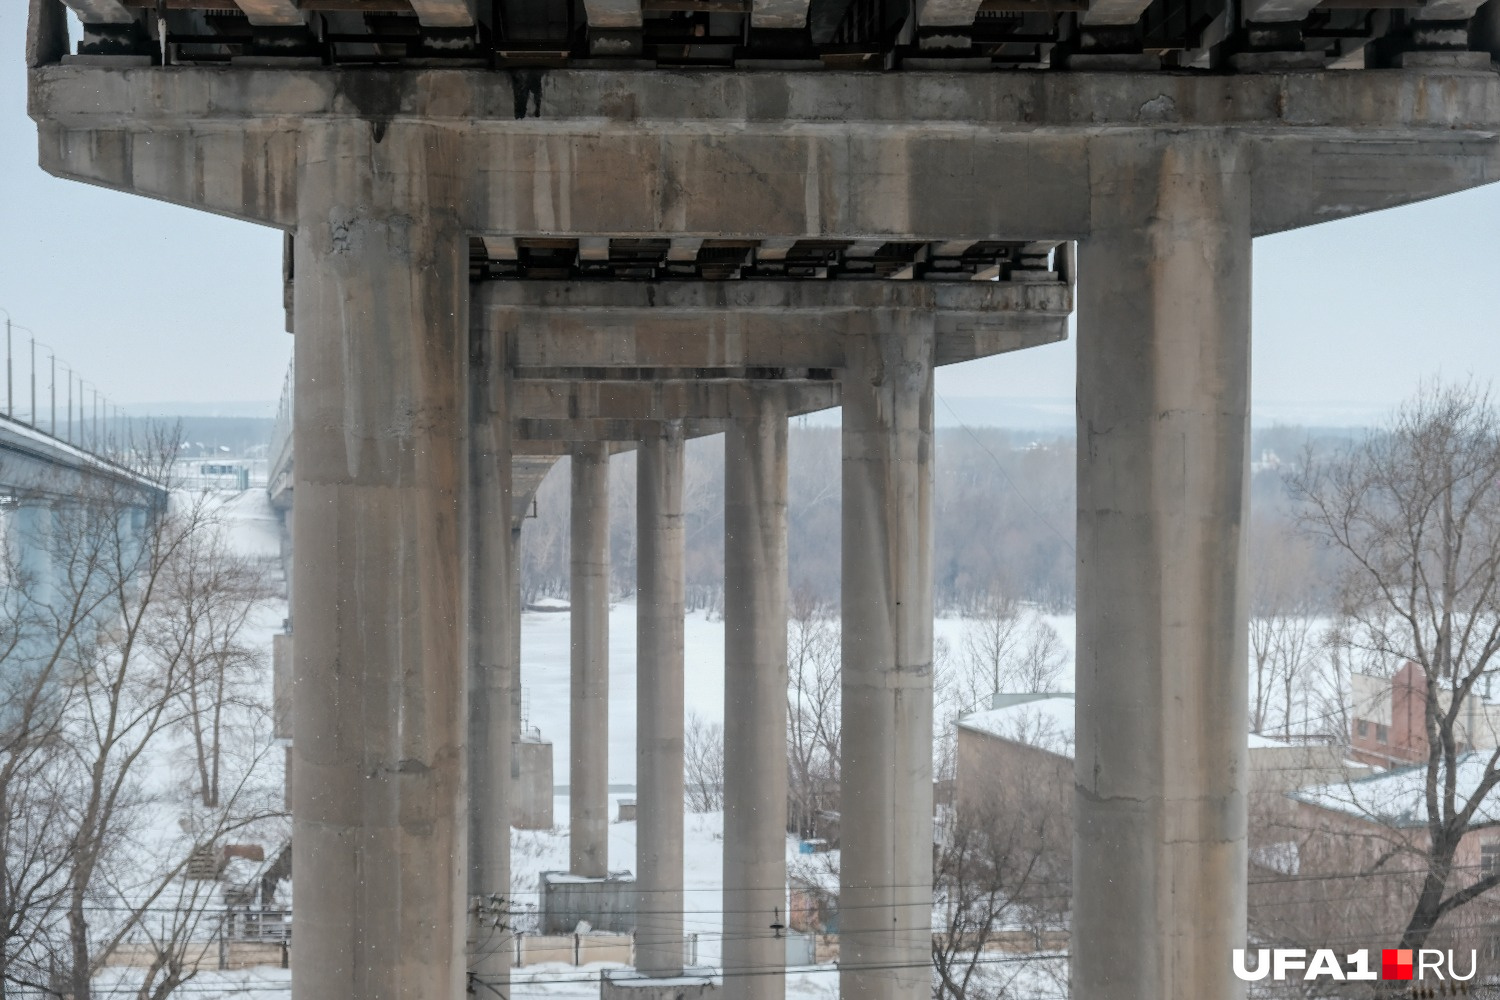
[267,361,293,507]
[3,313,132,465]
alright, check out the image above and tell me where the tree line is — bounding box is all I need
[519,426,1080,613]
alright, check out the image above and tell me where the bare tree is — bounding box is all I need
[959,591,1025,707]
[932,798,1070,1000]
[684,712,725,813]
[785,584,840,839]
[0,514,77,999]
[146,526,275,809]
[1008,620,1067,696]
[1288,381,1500,952]
[2,433,286,1000]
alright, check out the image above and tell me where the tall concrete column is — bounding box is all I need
[840,321,935,1000]
[636,422,687,977]
[513,522,524,736]
[290,121,469,999]
[12,501,54,617]
[1072,133,1251,1000]
[723,388,789,999]
[570,442,611,877]
[468,322,513,983]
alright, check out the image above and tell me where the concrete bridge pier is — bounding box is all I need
[722,387,790,1000]
[635,422,687,978]
[289,121,470,999]
[1072,134,1252,1000]
[11,500,56,618]
[571,441,612,878]
[468,319,514,982]
[839,319,937,1000]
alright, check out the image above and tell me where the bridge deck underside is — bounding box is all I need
[40,0,1500,75]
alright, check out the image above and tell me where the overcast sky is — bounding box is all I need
[2,9,1497,421]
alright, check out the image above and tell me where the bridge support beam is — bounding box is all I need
[290,122,469,999]
[723,387,790,1000]
[839,321,936,1000]
[571,441,612,878]
[1073,134,1252,1000]
[635,421,687,978]
[469,319,514,984]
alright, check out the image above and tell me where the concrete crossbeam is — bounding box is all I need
[1418,0,1488,18]
[917,0,982,25]
[487,281,1072,373]
[30,66,1500,238]
[290,121,468,999]
[516,418,739,443]
[635,423,687,979]
[722,387,790,1000]
[840,320,936,1000]
[1240,0,1321,22]
[58,0,133,24]
[512,380,839,424]
[468,320,513,985]
[585,0,643,28]
[233,0,306,27]
[1072,133,1251,1000]
[570,442,612,879]
[409,0,476,26]
[1081,0,1152,24]
[751,0,810,28]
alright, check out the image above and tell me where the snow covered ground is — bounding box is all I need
[520,603,1079,786]
[97,495,1078,997]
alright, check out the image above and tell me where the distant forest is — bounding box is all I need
[517,424,1364,614]
[123,415,276,458]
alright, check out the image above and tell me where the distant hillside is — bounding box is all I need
[122,415,275,458]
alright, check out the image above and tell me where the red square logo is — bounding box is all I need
[1382,949,1414,980]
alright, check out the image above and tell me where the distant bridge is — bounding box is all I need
[0,414,167,505]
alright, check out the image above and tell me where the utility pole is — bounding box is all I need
[29,338,36,428]
[5,317,11,419]
[50,352,56,436]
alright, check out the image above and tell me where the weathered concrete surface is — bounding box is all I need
[487,281,1072,373]
[585,0,643,28]
[635,423,687,978]
[57,0,131,24]
[514,381,839,427]
[409,0,476,27]
[235,0,304,27]
[468,319,513,983]
[542,872,637,934]
[29,67,1500,238]
[290,121,468,1000]
[601,969,718,1000]
[918,0,983,25]
[25,0,69,67]
[839,320,935,1000]
[571,443,612,879]
[512,733,555,830]
[752,0,810,28]
[722,388,790,1000]
[1073,133,1251,1000]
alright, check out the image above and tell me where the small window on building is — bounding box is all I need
[1376,724,1389,744]
[1483,843,1500,879]
[1357,720,1369,738]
